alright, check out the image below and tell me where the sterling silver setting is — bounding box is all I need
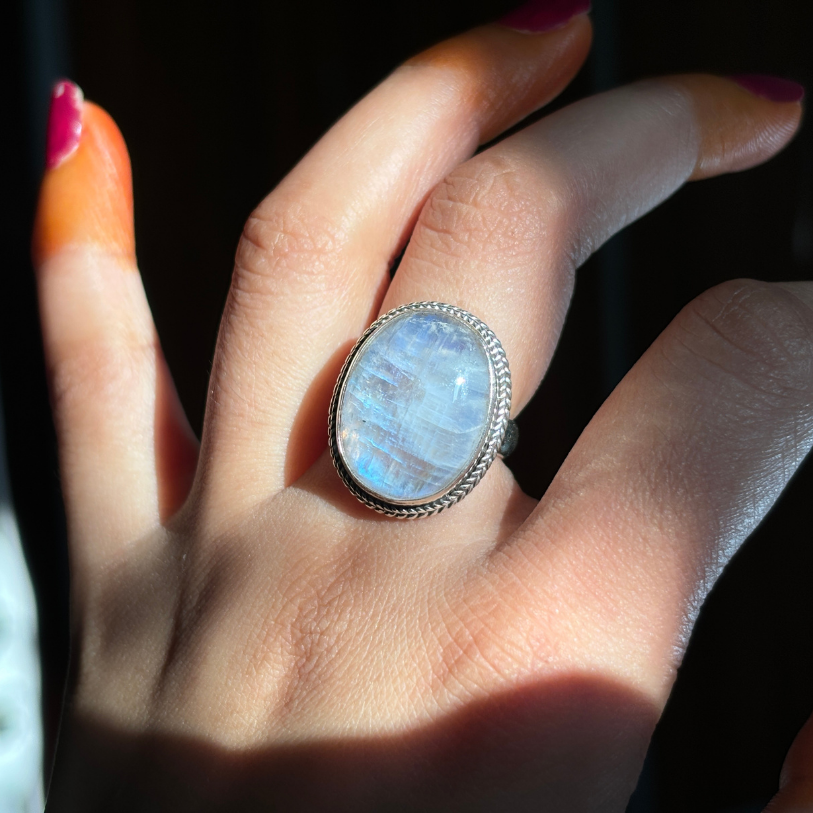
[328,301,513,518]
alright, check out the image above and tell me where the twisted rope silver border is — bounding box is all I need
[328,302,512,518]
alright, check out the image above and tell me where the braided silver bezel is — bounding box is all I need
[328,302,512,518]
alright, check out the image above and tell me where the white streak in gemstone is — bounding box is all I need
[338,311,493,503]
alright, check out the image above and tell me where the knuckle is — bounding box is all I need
[415,153,551,264]
[666,279,813,402]
[428,615,512,696]
[233,201,352,305]
[425,583,550,700]
[271,548,368,717]
[48,336,157,419]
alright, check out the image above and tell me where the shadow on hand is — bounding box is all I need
[47,673,658,812]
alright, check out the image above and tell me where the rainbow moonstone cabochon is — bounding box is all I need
[337,310,494,504]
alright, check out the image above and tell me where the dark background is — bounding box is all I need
[3,0,813,810]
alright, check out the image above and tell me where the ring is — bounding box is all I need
[329,302,515,518]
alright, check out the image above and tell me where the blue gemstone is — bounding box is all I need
[338,310,493,503]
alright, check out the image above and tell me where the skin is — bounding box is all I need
[32,13,812,812]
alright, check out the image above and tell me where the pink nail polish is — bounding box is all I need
[729,74,805,104]
[499,0,591,33]
[46,80,84,169]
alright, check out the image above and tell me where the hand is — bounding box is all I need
[33,7,811,811]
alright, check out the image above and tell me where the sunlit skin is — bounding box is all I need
[32,12,811,812]
[405,17,592,143]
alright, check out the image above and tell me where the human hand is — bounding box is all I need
[33,4,811,810]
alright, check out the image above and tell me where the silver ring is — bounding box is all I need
[328,302,515,518]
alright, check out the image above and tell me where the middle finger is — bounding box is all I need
[198,15,592,518]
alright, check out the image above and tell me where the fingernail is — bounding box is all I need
[729,74,805,104]
[46,80,84,169]
[498,0,591,34]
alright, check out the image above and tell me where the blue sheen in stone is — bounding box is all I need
[338,311,493,503]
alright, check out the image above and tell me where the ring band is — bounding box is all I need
[329,302,514,518]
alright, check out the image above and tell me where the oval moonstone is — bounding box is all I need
[337,310,494,504]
